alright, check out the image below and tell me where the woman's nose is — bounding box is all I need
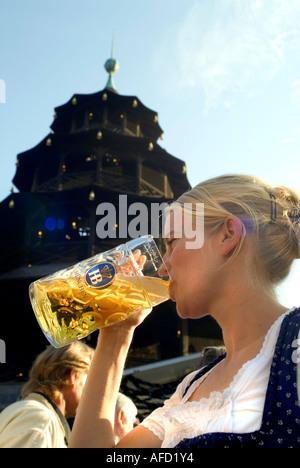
[158,255,170,278]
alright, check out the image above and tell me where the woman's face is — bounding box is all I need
[161,210,222,319]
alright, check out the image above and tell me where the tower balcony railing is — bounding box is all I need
[34,170,170,198]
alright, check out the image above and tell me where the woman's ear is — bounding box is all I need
[219,216,243,257]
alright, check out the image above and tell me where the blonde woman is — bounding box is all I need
[70,174,300,448]
[0,342,94,448]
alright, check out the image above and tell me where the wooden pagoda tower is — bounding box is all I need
[0,54,222,379]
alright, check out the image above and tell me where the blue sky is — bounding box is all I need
[0,0,299,306]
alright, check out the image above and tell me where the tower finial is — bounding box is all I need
[104,35,119,93]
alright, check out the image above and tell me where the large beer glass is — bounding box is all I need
[29,236,170,348]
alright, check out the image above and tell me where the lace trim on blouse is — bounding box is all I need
[141,308,296,448]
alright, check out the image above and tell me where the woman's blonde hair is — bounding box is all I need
[21,341,94,400]
[176,174,300,286]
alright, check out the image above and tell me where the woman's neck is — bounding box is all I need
[212,286,288,360]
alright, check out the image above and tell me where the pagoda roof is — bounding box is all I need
[50,89,163,141]
[13,128,189,197]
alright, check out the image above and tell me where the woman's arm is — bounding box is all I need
[69,308,161,448]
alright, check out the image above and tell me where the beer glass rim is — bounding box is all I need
[126,235,169,279]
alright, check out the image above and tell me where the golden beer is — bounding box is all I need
[29,236,170,347]
[30,275,170,347]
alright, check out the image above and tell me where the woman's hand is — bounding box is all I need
[101,248,151,334]
[99,307,153,340]
[116,248,147,277]
[132,249,147,270]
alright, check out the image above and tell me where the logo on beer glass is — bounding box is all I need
[85,262,116,289]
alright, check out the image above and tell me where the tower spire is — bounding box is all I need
[104,36,119,93]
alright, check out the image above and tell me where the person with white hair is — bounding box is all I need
[114,393,139,444]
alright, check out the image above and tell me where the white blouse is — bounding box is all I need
[141,308,300,448]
